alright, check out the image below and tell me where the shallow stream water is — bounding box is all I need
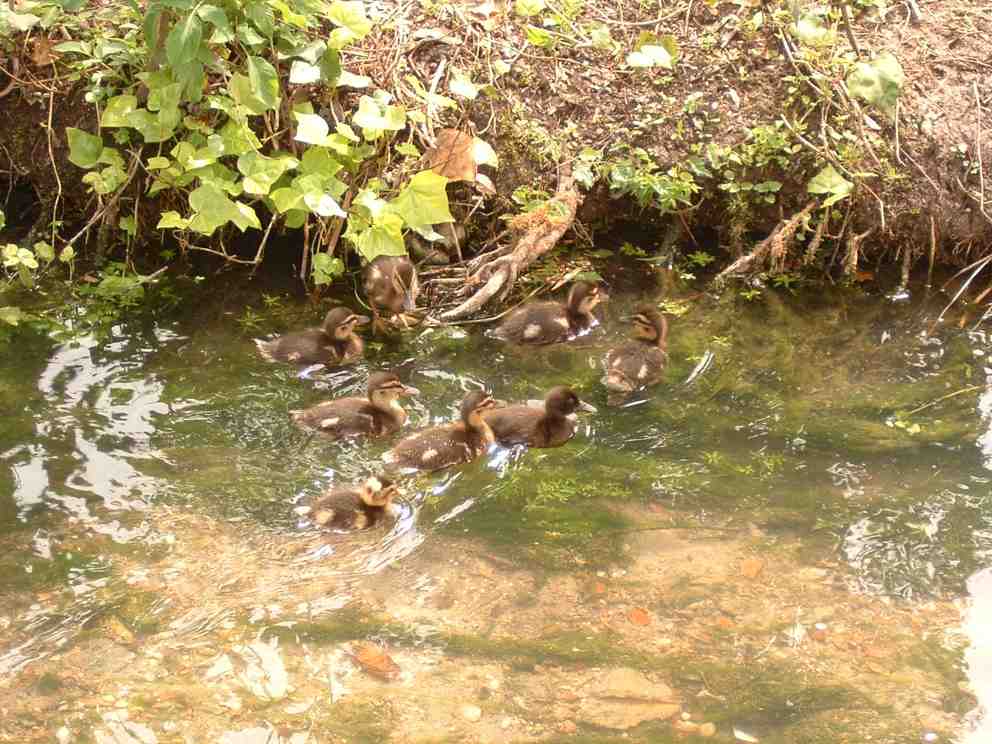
[1,269,990,743]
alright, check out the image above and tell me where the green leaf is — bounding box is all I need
[271,187,305,213]
[33,241,55,263]
[337,69,370,88]
[0,306,26,326]
[247,56,281,111]
[807,164,854,207]
[0,210,4,230]
[353,212,406,261]
[147,156,171,170]
[188,184,262,234]
[627,36,678,68]
[302,189,346,218]
[5,12,40,32]
[289,60,322,84]
[326,1,372,47]
[792,12,835,47]
[515,0,545,17]
[220,119,262,156]
[300,147,342,178]
[66,128,103,169]
[525,25,554,48]
[320,49,342,85]
[166,14,203,69]
[127,109,179,143]
[59,245,75,263]
[229,73,269,115]
[311,253,344,285]
[388,171,453,231]
[352,96,406,139]
[198,4,234,43]
[450,72,479,100]
[295,112,330,145]
[847,52,904,116]
[269,0,308,28]
[119,216,137,236]
[237,152,299,195]
[101,95,138,128]
[395,142,420,158]
[157,211,191,230]
[53,40,91,55]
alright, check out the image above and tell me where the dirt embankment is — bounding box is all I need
[1,1,990,277]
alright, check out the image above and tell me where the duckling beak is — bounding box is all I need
[578,400,598,414]
[401,384,421,396]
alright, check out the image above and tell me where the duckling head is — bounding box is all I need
[544,386,597,417]
[323,308,371,339]
[567,281,606,316]
[359,475,400,507]
[628,305,668,347]
[368,371,420,402]
[460,390,497,423]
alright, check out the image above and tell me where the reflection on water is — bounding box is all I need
[962,568,992,743]
[1,280,991,741]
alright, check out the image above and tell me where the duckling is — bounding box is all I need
[383,390,497,472]
[290,371,420,439]
[303,475,400,531]
[602,305,669,393]
[363,255,419,329]
[493,281,606,345]
[255,307,369,365]
[483,386,597,448]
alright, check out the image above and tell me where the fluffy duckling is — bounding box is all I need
[602,306,669,393]
[483,386,596,448]
[494,281,606,345]
[383,390,496,472]
[363,255,419,328]
[303,475,400,531]
[256,307,369,365]
[290,371,420,439]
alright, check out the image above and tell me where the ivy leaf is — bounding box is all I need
[449,71,479,100]
[0,306,26,326]
[237,152,299,195]
[847,52,904,116]
[101,95,138,128]
[269,0,308,28]
[289,60,322,84]
[270,187,305,213]
[807,164,854,207]
[66,128,103,169]
[295,112,330,145]
[127,109,179,143]
[525,25,554,48]
[337,69,370,88]
[188,183,261,234]
[166,14,203,69]
[247,56,280,111]
[147,156,171,170]
[395,142,420,158]
[792,11,835,47]
[197,4,234,43]
[515,0,545,16]
[388,171,453,232]
[627,35,678,68]
[353,212,406,261]
[327,1,372,48]
[312,253,344,285]
[352,96,406,139]
[303,191,346,218]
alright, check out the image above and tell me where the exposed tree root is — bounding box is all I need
[439,165,582,321]
[714,200,817,285]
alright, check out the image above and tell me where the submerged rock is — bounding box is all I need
[577,667,680,730]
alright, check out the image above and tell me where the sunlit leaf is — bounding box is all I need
[198,4,234,43]
[101,95,138,128]
[0,306,26,326]
[450,71,479,99]
[388,171,453,231]
[289,60,321,84]
[337,69,370,88]
[312,253,345,285]
[188,183,261,234]
[33,241,55,263]
[270,187,305,213]
[295,112,330,145]
[525,25,554,48]
[327,1,372,47]
[166,14,203,68]
[847,52,904,116]
[515,0,545,17]
[247,56,280,111]
[352,96,406,139]
[792,11,835,47]
[237,152,298,196]
[352,212,406,261]
[627,36,678,68]
[807,164,853,207]
[66,128,103,169]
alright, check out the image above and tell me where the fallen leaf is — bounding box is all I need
[716,616,734,630]
[740,557,764,579]
[426,129,476,182]
[31,38,55,67]
[593,582,607,594]
[627,607,651,626]
[351,643,401,680]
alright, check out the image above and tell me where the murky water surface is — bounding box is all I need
[1,272,990,743]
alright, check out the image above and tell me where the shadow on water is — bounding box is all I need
[1,270,991,741]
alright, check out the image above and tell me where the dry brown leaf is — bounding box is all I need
[593,581,607,595]
[31,38,55,67]
[716,616,735,630]
[628,607,651,626]
[426,128,476,182]
[740,558,764,580]
[351,643,400,680]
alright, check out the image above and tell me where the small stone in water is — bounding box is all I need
[462,704,483,722]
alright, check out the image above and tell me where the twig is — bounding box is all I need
[60,154,141,253]
[841,4,862,58]
[46,74,62,248]
[905,386,983,416]
[975,80,989,223]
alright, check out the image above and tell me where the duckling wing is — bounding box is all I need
[291,398,377,437]
[603,343,667,390]
[385,424,474,471]
[258,329,334,364]
[482,405,541,445]
[309,488,362,528]
[494,303,571,345]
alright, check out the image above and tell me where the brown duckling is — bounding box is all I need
[383,390,497,472]
[303,475,400,531]
[290,371,420,439]
[602,306,669,393]
[494,281,606,345]
[483,386,597,448]
[256,307,369,365]
[363,255,419,328]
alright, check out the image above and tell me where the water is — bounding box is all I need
[1,273,990,743]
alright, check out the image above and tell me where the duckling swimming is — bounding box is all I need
[303,475,400,531]
[602,305,669,393]
[290,371,420,439]
[383,390,496,472]
[255,307,369,366]
[493,281,606,345]
[483,386,596,448]
[363,255,419,328]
